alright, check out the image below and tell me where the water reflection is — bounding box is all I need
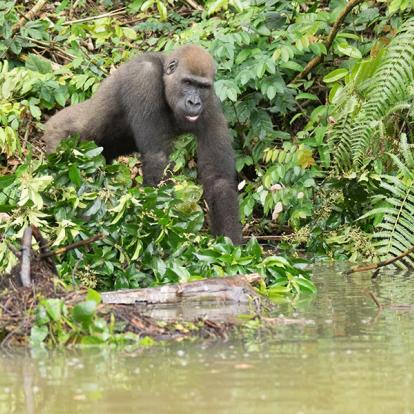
[1,266,414,414]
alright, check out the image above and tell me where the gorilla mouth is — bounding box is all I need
[185,115,199,122]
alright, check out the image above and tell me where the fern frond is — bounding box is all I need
[328,17,414,171]
[371,173,414,269]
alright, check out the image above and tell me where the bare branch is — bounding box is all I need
[62,7,126,26]
[40,234,104,258]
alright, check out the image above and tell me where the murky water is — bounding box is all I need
[1,265,414,414]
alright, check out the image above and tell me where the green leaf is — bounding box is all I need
[157,1,168,21]
[86,289,102,305]
[141,0,155,11]
[35,305,50,326]
[295,276,317,293]
[30,325,49,345]
[123,27,137,40]
[280,61,303,72]
[80,336,105,345]
[266,85,276,100]
[25,54,52,74]
[323,68,348,83]
[0,174,15,189]
[336,41,362,59]
[41,298,63,322]
[296,93,319,101]
[85,147,104,158]
[68,164,81,186]
[207,0,228,15]
[256,61,266,78]
[72,301,97,326]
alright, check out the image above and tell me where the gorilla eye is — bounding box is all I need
[183,79,191,86]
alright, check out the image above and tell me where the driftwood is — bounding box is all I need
[102,273,263,305]
[102,273,264,322]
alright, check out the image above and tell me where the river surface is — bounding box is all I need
[1,264,414,414]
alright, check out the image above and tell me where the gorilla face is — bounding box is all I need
[163,49,215,126]
[177,74,212,123]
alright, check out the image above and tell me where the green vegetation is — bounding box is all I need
[1,0,414,344]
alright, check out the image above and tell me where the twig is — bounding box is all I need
[292,0,365,83]
[20,37,76,59]
[21,123,31,152]
[368,291,383,310]
[183,0,204,11]
[20,227,32,288]
[62,7,126,26]
[40,234,104,258]
[243,235,285,241]
[346,245,414,275]
[11,0,48,35]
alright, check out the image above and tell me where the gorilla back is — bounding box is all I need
[43,44,242,244]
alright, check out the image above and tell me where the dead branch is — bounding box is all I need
[20,227,32,288]
[20,38,76,60]
[346,245,414,275]
[101,273,263,305]
[62,7,126,26]
[293,0,365,83]
[11,0,48,35]
[40,234,104,259]
[183,0,204,11]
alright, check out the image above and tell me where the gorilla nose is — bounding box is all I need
[185,97,201,114]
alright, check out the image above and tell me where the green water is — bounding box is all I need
[1,265,414,414]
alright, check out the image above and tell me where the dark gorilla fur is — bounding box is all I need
[43,44,242,244]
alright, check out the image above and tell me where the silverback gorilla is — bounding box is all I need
[43,44,242,244]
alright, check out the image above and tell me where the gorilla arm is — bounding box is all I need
[196,112,242,245]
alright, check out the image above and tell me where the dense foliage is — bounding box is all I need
[2,0,414,298]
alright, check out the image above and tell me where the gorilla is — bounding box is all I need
[43,44,242,244]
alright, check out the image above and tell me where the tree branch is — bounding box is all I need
[62,7,126,26]
[12,0,48,35]
[346,245,414,275]
[293,0,365,83]
[40,234,104,258]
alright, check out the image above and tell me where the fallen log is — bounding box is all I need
[101,273,263,305]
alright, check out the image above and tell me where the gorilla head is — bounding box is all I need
[163,45,216,125]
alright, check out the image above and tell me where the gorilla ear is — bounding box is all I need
[165,59,178,75]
